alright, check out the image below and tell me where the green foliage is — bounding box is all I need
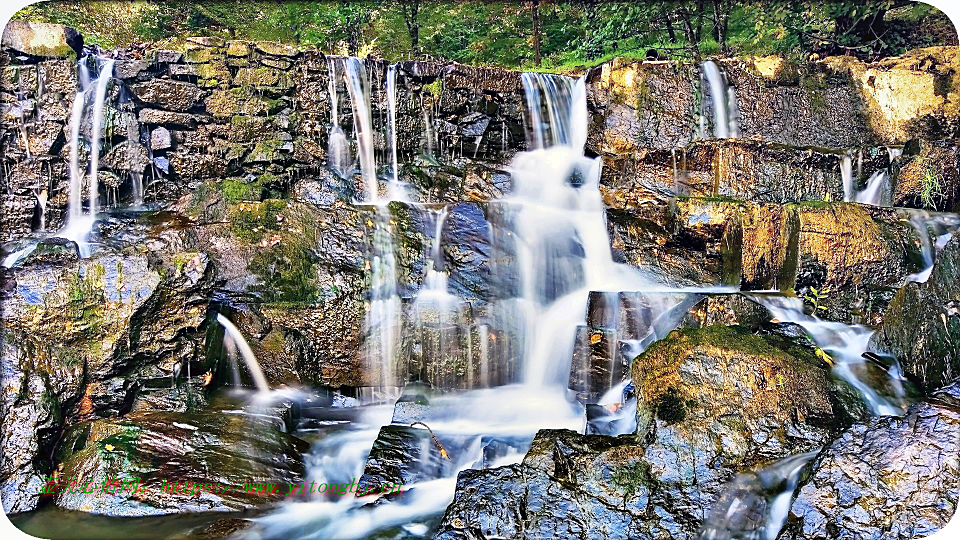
[920,165,946,210]
[13,1,954,67]
[804,286,830,314]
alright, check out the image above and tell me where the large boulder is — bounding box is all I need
[1,21,82,58]
[871,234,960,391]
[632,325,858,476]
[781,382,960,540]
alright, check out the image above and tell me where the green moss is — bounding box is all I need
[223,178,263,202]
[654,386,687,424]
[247,208,322,303]
[99,425,142,464]
[229,199,286,242]
[611,462,652,496]
[800,72,829,116]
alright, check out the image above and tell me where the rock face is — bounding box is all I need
[0,329,84,513]
[435,327,858,540]
[607,198,924,324]
[52,406,307,516]
[1,21,82,58]
[588,47,960,153]
[871,234,960,392]
[781,382,960,540]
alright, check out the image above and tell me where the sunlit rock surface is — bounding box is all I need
[781,381,960,540]
[1,21,82,58]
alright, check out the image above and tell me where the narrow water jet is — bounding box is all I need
[216,314,271,393]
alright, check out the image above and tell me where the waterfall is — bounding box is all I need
[3,56,113,269]
[841,152,854,202]
[520,73,586,150]
[855,169,890,206]
[700,60,740,139]
[216,314,271,393]
[341,57,378,204]
[64,57,114,255]
[412,207,469,388]
[905,211,960,283]
[87,58,114,217]
[502,73,666,391]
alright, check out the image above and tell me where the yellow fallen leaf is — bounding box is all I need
[104,444,115,452]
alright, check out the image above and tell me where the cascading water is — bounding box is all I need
[328,57,404,398]
[2,56,113,268]
[341,57,379,204]
[385,63,412,201]
[700,60,740,139]
[855,169,890,205]
[698,450,819,540]
[840,152,854,202]
[750,294,906,416]
[64,56,114,255]
[905,211,960,283]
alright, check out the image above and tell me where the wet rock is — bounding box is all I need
[358,425,457,492]
[609,198,743,287]
[101,140,151,176]
[129,79,204,112]
[600,140,866,204]
[233,67,293,95]
[871,234,960,391]
[1,21,82,58]
[588,59,699,153]
[438,328,859,540]
[0,194,36,241]
[169,153,226,181]
[205,88,276,117]
[894,139,960,212]
[1,245,216,418]
[138,108,198,128]
[781,382,960,540]
[22,237,79,266]
[254,41,298,57]
[53,407,307,516]
[793,204,922,324]
[151,126,172,151]
[0,330,85,514]
[827,46,960,144]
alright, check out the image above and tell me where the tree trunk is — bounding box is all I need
[401,0,421,57]
[665,14,677,43]
[712,0,728,51]
[532,0,542,67]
